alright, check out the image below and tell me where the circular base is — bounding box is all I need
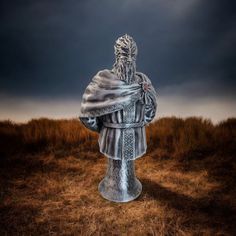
[98,178,142,203]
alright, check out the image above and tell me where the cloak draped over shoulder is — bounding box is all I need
[80,69,157,117]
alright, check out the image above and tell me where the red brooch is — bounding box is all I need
[142,82,151,92]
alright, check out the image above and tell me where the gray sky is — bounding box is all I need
[0,0,235,122]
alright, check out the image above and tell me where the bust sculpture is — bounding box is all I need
[79,34,157,202]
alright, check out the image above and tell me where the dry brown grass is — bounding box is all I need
[0,117,236,235]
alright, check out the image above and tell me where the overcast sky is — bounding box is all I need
[0,0,235,123]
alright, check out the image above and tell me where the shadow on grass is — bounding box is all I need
[141,178,236,235]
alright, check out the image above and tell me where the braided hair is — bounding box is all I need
[114,34,138,62]
[113,34,138,84]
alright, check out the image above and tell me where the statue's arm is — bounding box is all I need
[144,100,156,124]
[79,116,102,133]
[137,72,157,124]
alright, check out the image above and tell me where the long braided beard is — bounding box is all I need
[113,60,136,85]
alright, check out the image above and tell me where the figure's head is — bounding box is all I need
[114,34,138,63]
[113,34,138,84]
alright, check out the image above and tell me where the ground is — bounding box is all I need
[0,118,235,235]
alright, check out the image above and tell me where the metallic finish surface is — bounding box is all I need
[98,97,153,160]
[79,34,157,202]
[98,158,142,202]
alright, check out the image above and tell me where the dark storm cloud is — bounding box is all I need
[0,0,235,99]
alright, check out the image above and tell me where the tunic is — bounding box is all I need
[80,70,157,160]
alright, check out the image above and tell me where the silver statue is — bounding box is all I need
[79,34,157,202]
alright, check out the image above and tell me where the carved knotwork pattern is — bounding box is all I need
[123,128,135,159]
[122,103,135,159]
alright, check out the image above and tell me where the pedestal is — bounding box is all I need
[98,158,142,202]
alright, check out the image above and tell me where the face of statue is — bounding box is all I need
[113,34,138,84]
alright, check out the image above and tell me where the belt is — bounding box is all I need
[103,121,145,129]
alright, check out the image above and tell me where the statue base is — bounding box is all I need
[98,158,142,202]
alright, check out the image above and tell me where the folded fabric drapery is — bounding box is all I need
[80,69,157,117]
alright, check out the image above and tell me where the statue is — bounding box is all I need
[79,34,157,202]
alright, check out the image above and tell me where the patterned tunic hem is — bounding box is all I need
[99,148,147,161]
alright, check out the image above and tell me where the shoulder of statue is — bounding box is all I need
[96,68,112,76]
[135,72,151,84]
[95,69,117,80]
[91,69,115,83]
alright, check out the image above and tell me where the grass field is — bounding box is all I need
[0,117,235,235]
